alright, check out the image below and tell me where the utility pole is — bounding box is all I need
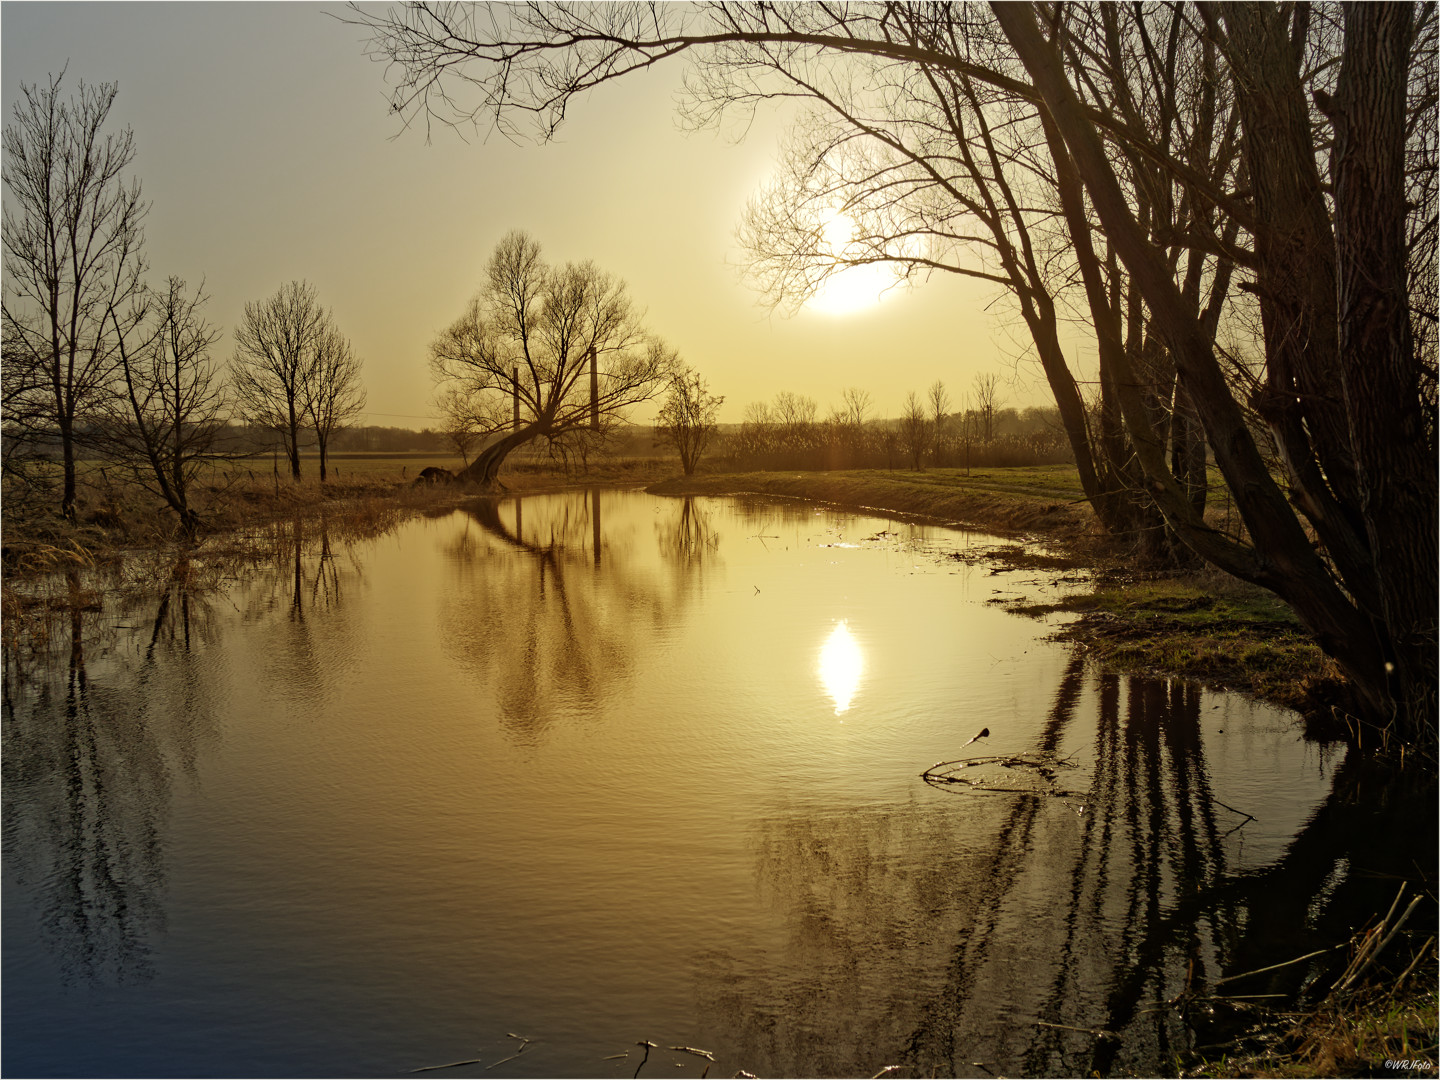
[589,346,599,430]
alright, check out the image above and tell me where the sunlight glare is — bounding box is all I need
[805,209,897,316]
[819,620,864,715]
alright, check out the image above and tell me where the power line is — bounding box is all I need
[358,410,441,422]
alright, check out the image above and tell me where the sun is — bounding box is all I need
[804,209,899,316]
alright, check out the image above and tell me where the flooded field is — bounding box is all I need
[3,491,1426,1078]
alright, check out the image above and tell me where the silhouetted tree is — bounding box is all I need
[231,280,328,481]
[899,391,930,470]
[103,276,226,536]
[303,323,366,482]
[1,73,147,520]
[972,373,1002,444]
[655,366,724,475]
[430,230,675,488]
[928,379,951,462]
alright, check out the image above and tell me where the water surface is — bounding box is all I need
[4,490,1421,1078]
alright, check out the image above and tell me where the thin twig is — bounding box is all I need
[669,1047,716,1061]
[1214,948,1333,986]
[410,1059,482,1074]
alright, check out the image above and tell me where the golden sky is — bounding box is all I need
[3,3,1069,426]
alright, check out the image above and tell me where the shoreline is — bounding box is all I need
[646,469,1343,730]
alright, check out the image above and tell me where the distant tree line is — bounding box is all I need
[1,74,367,536]
[721,379,1071,472]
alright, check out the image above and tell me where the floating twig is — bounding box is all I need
[668,1047,716,1061]
[871,1066,903,1078]
[485,1033,533,1071]
[1214,947,1333,986]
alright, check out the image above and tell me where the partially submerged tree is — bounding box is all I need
[655,367,724,475]
[104,277,227,536]
[1,73,148,521]
[430,230,675,488]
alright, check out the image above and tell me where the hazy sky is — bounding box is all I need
[2,2,1066,427]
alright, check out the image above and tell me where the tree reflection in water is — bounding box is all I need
[3,513,383,993]
[437,492,712,745]
[699,655,1434,1078]
[2,558,219,988]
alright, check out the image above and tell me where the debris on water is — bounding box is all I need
[923,752,1082,798]
[962,727,990,747]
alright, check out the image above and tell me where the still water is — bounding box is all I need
[2,491,1423,1078]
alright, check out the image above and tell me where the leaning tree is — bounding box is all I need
[431,229,676,488]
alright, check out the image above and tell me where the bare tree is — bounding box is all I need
[899,391,930,470]
[230,280,328,481]
[736,399,776,458]
[303,323,366,482]
[972,373,1003,443]
[828,385,872,466]
[103,276,226,536]
[928,379,951,463]
[1,73,148,521]
[429,230,675,488]
[994,1,1437,747]
[353,3,1439,747]
[770,390,818,455]
[655,367,724,475]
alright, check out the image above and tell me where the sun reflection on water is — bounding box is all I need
[819,620,864,715]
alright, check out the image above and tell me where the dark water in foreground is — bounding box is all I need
[3,491,1432,1078]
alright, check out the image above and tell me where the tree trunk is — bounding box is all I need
[457,425,544,489]
[59,418,78,522]
[994,2,1398,730]
[1331,1,1436,751]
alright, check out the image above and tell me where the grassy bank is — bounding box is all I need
[649,465,1095,540]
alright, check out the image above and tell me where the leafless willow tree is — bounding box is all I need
[231,280,361,482]
[351,2,1438,749]
[429,229,675,488]
[103,277,227,536]
[655,366,724,475]
[2,73,148,521]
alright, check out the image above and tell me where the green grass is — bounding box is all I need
[650,465,1095,540]
[1017,577,1345,718]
